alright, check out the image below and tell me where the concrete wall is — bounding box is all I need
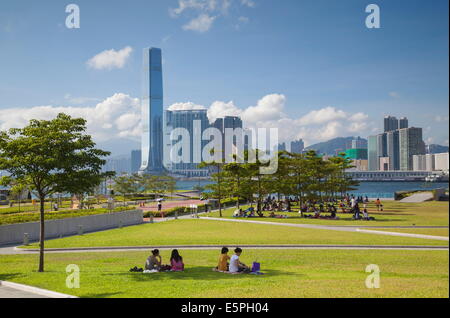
[0,209,143,246]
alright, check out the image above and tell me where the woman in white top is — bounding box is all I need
[229,248,249,273]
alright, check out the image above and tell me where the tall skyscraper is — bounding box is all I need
[140,48,164,173]
[164,109,210,177]
[386,130,400,170]
[399,117,409,129]
[384,116,399,132]
[399,127,426,171]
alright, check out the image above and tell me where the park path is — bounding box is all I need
[400,192,434,203]
[200,217,449,241]
[0,281,77,298]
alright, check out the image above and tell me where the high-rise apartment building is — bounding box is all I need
[384,116,399,132]
[386,130,400,171]
[164,109,210,177]
[140,47,164,173]
[399,127,426,171]
[399,117,409,129]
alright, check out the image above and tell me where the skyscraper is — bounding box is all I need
[399,127,426,171]
[140,48,164,173]
[399,117,409,129]
[164,109,210,177]
[384,116,399,132]
[386,130,400,170]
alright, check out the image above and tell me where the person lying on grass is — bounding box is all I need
[170,249,184,271]
[216,247,230,272]
[229,248,251,274]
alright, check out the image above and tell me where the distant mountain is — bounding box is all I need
[305,137,367,156]
[96,138,140,158]
[427,144,449,154]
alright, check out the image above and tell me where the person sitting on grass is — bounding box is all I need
[170,249,184,271]
[229,248,250,274]
[217,247,230,272]
[233,208,242,217]
[145,249,162,271]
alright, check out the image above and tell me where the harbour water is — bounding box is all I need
[175,180,449,199]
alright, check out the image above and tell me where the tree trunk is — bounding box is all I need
[38,197,45,272]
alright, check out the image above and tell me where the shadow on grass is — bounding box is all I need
[81,292,123,298]
[0,273,25,281]
[103,266,298,282]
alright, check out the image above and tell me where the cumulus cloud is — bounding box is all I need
[1,92,374,149]
[87,46,133,70]
[241,0,256,8]
[182,14,216,33]
[0,93,140,142]
[169,94,373,146]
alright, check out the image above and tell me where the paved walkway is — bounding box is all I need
[201,217,449,241]
[0,285,49,298]
[400,192,434,203]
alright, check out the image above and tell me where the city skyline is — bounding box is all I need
[0,0,448,149]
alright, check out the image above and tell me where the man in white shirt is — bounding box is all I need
[229,248,249,273]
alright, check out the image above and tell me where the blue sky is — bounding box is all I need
[0,0,448,147]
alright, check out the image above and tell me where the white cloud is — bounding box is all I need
[182,14,216,32]
[87,46,133,70]
[297,107,346,125]
[1,93,375,149]
[0,93,141,142]
[170,0,255,32]
[207,101,243,123]
[170,94,372,146]
[241,0,255,8]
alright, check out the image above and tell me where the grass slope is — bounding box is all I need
[0,249,447,298]
[23,219,448,249]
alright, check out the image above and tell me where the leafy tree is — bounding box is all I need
[199,149,226,217]
[0,113,110,272]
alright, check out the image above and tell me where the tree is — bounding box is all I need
[199,149,226,217]
[0,113,110,272]
[113,174,140,203]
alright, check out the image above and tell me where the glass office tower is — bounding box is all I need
[367,135,379,171]
[140,48,164,173]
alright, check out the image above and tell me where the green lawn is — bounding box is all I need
[208,201,449,227]
[0,249,447,298]
[23,218,448,249]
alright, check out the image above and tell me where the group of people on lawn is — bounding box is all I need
[231,195,380,221]
[142,247,251,274]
